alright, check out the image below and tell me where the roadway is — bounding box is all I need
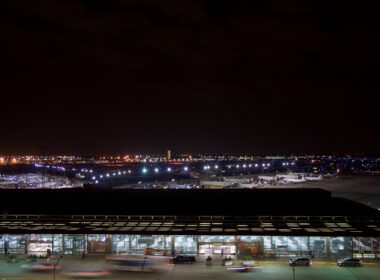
[1,257,380,280]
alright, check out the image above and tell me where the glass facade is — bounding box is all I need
[263,236,328,257]
[0,235,26,254]
[113,235,172,255]
[0,234,379,259]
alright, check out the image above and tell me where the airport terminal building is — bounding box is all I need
[1,234,379,259]
[0,189,379,259]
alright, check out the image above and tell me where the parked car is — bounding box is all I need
[289,257,312,266]
[170,255,196,264]
[337,258,363,267]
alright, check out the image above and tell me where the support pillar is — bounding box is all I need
[326,237,331,258]
[171,235,176,256]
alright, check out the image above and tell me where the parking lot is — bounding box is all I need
[1,258,380,280]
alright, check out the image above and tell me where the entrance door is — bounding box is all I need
[199,244,236,258]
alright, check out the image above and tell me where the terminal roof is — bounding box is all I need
[0,188,378,217]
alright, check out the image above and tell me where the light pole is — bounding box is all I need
[53,254,63,280]
[168,262,176,280]
[140,256,148,280]
[141,256,148,271]
[292,265,296,280]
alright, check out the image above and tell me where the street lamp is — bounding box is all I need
[292,265,296,280]
[53,254,64,280]
[168,261,177,280]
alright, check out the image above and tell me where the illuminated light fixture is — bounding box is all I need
[236,165,240,168]
[92,176,96,180]
[255,163,258,167]
[142,168,148,174]
[106,173,110,177]
[154,168,159,173]
[167,167,172,172]
[214,165,218,169]
[184,166,189,171]
[243,164,246,168]
[100,175,103,178]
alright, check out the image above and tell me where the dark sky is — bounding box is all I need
[1,0,379,155]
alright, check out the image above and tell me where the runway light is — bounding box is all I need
[243,164,246,168]
[100,175,103,178]
[118,171,121,175]
[255,163,258,167]
[123,171,126,174]
[154,168,159,173]
[106,173,110,177]
[167,167,172,172]
[214,165,218,169]
[236,165,240,168]
[92,176,96,180]
[95,180,99,184]
[184,166,189,171]
[142,168,148,174]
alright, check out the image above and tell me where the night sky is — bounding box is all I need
[1,0,379,155]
